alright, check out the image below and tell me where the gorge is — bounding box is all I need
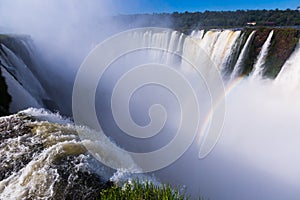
[0,26,300,199]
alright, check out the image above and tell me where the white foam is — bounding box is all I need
[20,107,72,125]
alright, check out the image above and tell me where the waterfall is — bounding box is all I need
[2,27,300,200]
[0,38,51,112]
[210,30,241,71]
[231,31,256,79]
[190,30,205,39]
[250,30,274,79]
[128,29,300,83]
[133,30,186,65]
[132,29,234,69]
[275,40,300,89]
[190,30,241,71]
[197,30,222,57]
[107,28,300,200]
[0,44,46,101]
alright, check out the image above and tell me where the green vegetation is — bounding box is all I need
[99,179,192,200]
[171,9,300,33]
[117,9,300,33]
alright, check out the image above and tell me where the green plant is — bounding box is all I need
[99,179,189,200]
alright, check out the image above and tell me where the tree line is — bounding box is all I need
[115,9,300,32]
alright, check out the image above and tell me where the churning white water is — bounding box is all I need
[0,108,139,200]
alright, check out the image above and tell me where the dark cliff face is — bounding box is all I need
[264,28,300,78]
[0,34,58,114]
[0,66,11,116]
[235,27,299,78]
[0,36,12,116]
[0,35,41,81]
[240,28,272,76]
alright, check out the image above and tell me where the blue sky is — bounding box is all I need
[111,0,300,14]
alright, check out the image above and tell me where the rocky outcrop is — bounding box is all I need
[0,34,55,114]
[0,111,114,200]
[227,27,300,78]
[0,66,11,116]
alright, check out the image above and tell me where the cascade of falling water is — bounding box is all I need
[137,29,243,75]
[199,30,222,56]
[217,30,241,72]
[190,30,205,39]
[210,30,238,69]
[3,27,300,200]
[250,30,274,79]
[274,40,300,90]
[230,31,256,80]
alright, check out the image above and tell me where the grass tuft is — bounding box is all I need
[99,179,190,200]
